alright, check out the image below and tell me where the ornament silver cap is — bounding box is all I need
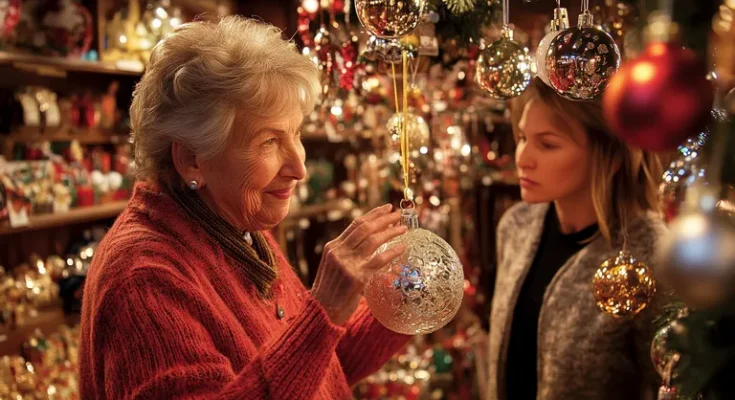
[551,7,570,31]
[501,26,514,40]
[577,10,594,27]
[400,207,419,230]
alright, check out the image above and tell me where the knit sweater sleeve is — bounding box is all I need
[335,297,411,385]
[91,267,345,400]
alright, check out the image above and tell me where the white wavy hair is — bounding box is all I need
[130,16,320,184]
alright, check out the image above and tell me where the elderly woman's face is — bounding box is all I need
[199,109,306,231]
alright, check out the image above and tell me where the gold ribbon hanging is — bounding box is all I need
[390,51,412,201]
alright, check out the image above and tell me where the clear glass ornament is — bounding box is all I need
[365,206,464,335]
[547,11,621,100]
[355,0,426,40]
[476,27,532,100]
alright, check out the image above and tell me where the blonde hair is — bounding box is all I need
[130,16,321,184]
[511,78,664,243]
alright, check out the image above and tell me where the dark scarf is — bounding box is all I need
[166,182,278,296]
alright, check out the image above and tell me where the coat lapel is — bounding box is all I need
[487,202,548,400]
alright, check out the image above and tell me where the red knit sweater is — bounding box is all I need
[79,182,410,399]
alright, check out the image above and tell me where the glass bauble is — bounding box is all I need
[656,211,735,310]
[547,12,621,100]
[651,323,678,378]
[476,28,532,100]
[602,41,713,151]
[387,112,430,153]
[365,208,464,335]
[536,30,560,86]
[362,35,413,65]
[592,250,656,318]
[659,132,707,223]
[536,7,570,86]
[355,0,425,40]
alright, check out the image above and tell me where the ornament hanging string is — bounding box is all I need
[658,0,673,21]
[401,50,410,201]
[502,0,509,27]
[389,52,412,202]
[581,0,589,13]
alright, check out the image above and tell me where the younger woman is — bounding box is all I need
[487,78,668,400]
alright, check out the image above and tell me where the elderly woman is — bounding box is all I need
[79,16,411,399]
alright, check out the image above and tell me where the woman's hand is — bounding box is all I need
[311,204,408,325]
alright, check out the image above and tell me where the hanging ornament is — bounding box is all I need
[658,110,732,222]
[592,250,656,318]
[546,1,621,100]
[603,13,713,151]
[656,208,735,310]
[363,35,414,65]
[355,0,426,40]
[387,112,430,154]
[536,4,570,86]
[442,0,475,15]
[365,206,465,335]
[651,322,680,379]
[660,149,706,224]
[476,0,531,100]
[313,26,336,101]
[339,32,359,91]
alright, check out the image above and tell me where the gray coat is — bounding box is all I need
[487,202,668,400]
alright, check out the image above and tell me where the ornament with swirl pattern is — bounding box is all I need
[476,27,532,100]
[547,10,621,100]
[365,207,464,335]
[355,0,426,40]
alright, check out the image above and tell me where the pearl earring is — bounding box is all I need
[188,180,198,190]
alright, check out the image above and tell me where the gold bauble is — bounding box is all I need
[355,0,426,39]
[476,28,532,100]
[592,250,656,318]
[387,112,430,153]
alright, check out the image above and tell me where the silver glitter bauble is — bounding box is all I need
[365,208,464,335]
[476,27,532,100]
[547,12,621,100]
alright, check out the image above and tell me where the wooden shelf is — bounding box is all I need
[0,201,128,236]
[2,126,130,145]
[0,51,143,77]
[0,308,79,357]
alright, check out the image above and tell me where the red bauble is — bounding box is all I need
[603,42,714,151]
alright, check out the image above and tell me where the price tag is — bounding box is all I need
[416,23,439,57]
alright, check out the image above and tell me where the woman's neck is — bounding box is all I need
[553,190,597,234]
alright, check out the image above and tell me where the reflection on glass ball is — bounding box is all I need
[355,0,426,39]
[651,323,678,378]
[476,29,532,100]
[387,112,430,153]
[592,250,656,318]
[365,211,464,335]
[536,29,561,85]
[547,14,621,100]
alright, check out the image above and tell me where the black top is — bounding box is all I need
[505,203,598,399]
